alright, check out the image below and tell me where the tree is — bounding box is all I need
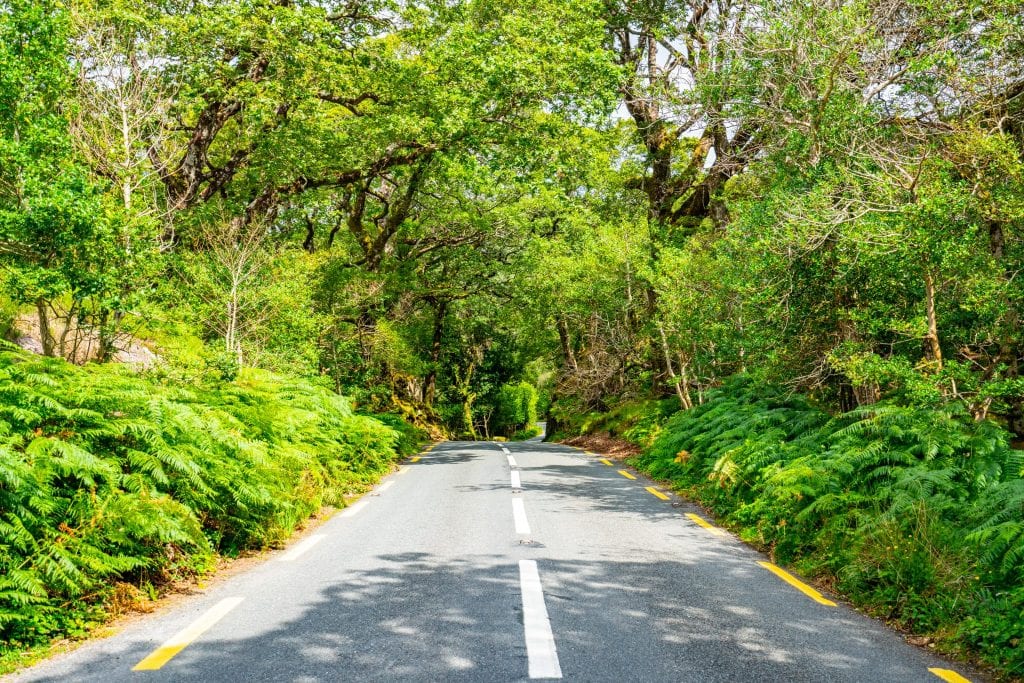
[0,0,130,361]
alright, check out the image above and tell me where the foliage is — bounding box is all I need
[493,381,539,437]
[1,0,1023,677]
[549,398,679,447]
[364,412,431,458]
[509,425,542,441]
[632,378,1024,675]
[0,348,405,655]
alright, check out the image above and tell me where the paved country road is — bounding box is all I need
[10,441,980,683]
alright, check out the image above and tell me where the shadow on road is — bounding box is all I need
[27,548,946,682]
[20,440,966,683]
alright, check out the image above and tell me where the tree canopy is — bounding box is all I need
[0,0,1020,439]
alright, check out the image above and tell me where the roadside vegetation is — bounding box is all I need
[0,346,422,667]
[629,380,1024,677]
[2,0,1023,677]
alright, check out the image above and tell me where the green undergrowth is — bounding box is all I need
[630,377,1024,679]
[549,397,680,446]
[0,347,421,664]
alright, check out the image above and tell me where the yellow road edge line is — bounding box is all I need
[599,458,613,466]
[928,668,972,683]
[757,561,837,607]
[409,442,439,463]
[617,469,636,480]
[410,442,438,462]
[645,486,670,501]
[133,597,244,671]
[685,513,727,536]
[686,512,714,529]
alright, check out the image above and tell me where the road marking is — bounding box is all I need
[376,480,394,493]
[757,561,837,607]
[507,454,518,467]
[410,456,421,463]
[512,498,531,534]
[396,466,409,475]
[617,469,636,480]
[685,512,728,536]
[340,500,368,517]
[277,534,325,562]
[133,597,244,670]
[501,446,511,455]
[518,560,562,679]
[599,458,613,466]
[645,486,670,500]
[929,668,972,683]
[511,471,522,489]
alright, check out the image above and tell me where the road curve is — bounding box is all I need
[9,441,980,682]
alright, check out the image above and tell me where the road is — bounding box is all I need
[11,441,977,682]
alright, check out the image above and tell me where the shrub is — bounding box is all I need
[362,412,430,457]
[631,376,1024,677]
[0,348,402,654]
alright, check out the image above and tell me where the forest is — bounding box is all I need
[1,0,1023,677]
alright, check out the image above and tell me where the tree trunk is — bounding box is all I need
[303,216,316,253]
[658,324,688,408]
[481,409,491,440]
[36,298,56,357]
[463,393,477,440]
[556,317,577,371]
[455,359,477,439]
[677,352,694,410]
[227,278,243,364]
[923,270,942,371]
[97,308,116,362]
[422,299,447,407]
[989,220,1005,260]
[57,301,77,360]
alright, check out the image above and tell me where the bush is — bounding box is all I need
[0,348,402,655]
[364,412,430,457]
[631,376,1024,677]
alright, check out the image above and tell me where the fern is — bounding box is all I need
[0,349,406,651]
[634,376,1024,669]
[969,479,1024,581]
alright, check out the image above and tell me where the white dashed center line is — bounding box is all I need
[340,500,368,517]
[507,454,518,467]
[277,534,325,562]
[511,471,522,489]
[519,560,562,679]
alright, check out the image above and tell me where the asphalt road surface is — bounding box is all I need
[10,441,979,682]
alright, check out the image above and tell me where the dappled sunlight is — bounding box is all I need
[16,442,971,683]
